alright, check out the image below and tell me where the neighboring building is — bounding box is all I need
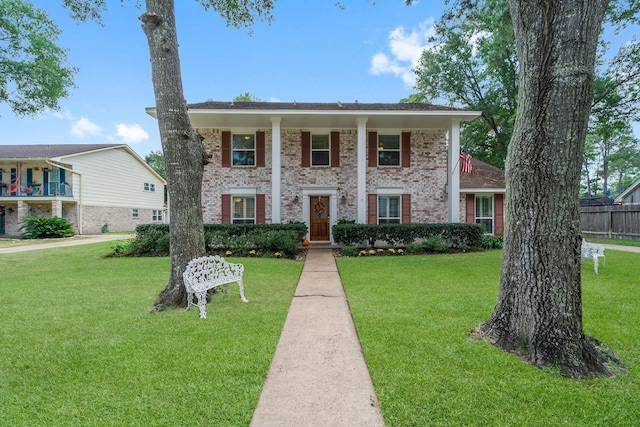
[0,144,166,235]
[459,158,506,236]
[614,177,640,205]
[147,101,483,243]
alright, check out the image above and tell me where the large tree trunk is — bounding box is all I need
[140,0,206,312]
[478,0,624,378]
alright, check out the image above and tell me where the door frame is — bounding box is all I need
[301,187,338,244]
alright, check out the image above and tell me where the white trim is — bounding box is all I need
[271,117,282,223]
[376,187,403,195]
[356,117,368,224]
[448,120,461,223]
[301,187,338,243]
[229,187,257,195]
[461,188,505,194]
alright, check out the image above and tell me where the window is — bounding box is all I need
[378,135,400,166]
[378,196,401,223]
[144,182,155,192]
[311,134,330,166]
[132,209,139,218]
[152,210,163,222]
[232,196,255,224]
[475,195,493,234]
[232,134,255,166]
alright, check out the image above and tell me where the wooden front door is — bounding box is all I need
[310,195,330,241]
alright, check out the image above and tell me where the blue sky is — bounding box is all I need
[0,1,637,159]
[0,0,447,157]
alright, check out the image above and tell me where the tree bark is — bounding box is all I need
[478,0,624,378]
[140,0,206,312]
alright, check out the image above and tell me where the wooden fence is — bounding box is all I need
[581,204,640,240]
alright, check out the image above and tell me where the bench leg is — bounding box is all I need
[194,291,208,319]
[592,255,599,274]
[238,279,249,303]
[186,292,194,311]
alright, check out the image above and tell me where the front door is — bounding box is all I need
[310,195,330,241]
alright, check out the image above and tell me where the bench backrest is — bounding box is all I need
[183,255,244,293]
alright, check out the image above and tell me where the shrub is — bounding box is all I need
[481,235,504,249]
[340,245,358,257]
[108,239,133,257]
[129,227,170,256]
[422,236,451,252]
[20,216,75,239]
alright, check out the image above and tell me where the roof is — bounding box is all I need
[186,101,466,112]
[614,176,640,203]
[148,101,481,129]
[0,144,123,159]
[460,158,505,191]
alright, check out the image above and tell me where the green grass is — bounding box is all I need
[337,250,640,426]
[0,242,302,426]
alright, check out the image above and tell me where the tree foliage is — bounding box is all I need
[0,0,77,115]
[144,149,166,179]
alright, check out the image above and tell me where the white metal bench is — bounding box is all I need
[183,255,248,319]
[581,239,605,274]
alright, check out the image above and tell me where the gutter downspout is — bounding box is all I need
[46,160,83,235]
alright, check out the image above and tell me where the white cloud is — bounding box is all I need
[71,117,102,138]
[369,19,436,88]
[115,123,149,143]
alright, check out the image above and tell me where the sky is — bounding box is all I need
[0,1,638,159]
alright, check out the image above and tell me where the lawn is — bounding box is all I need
[337,250,640,426]
[0,242,303,426]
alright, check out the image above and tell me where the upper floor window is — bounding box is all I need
[144,182,156,192]
[311,134,330,166]
[233,196,255,224]
[378,135,400,166]
[475,195,494,234]
[378,195,401,224]
[232,134,255,166]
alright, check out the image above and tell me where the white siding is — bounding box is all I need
[64,147,165,209]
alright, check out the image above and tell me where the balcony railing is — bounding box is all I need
[0,182,73,197]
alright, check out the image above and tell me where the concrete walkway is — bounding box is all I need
[0,234,133,254]
[251,248,385,427]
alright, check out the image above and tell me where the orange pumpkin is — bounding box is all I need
[302,239,310,246]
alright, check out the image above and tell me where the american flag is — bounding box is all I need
[460,146,473,174]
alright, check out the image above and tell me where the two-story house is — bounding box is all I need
[148,101,498,243]
[0,144,166,235]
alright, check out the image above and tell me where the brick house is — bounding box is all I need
[460,158,506,236]
[148,101,491,243]
[0,144,166,235]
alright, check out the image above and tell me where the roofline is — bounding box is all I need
[146,106,482,121]
[460,188,506,193]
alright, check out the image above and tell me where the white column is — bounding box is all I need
[271,117,282,223]
[448,119,461,223]
[356,117,368,223]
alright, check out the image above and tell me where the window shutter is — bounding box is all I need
[465,194,475,223]
[256,131,265,167]
[221,194,231,223]
[402,131,411,167]
[402,194,411,223]
[494,194,504,236]
[221,131,231,167]
[301,131,311,167]
[330,131,340,167]
[256,194,266,224]
[368,132,378,167]
[368,194,378,224]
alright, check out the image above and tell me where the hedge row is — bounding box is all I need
[332,223,484,248]
[129,222,308,257]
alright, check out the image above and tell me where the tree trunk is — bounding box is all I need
[478,0,624,378]
[140,0,206,312]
